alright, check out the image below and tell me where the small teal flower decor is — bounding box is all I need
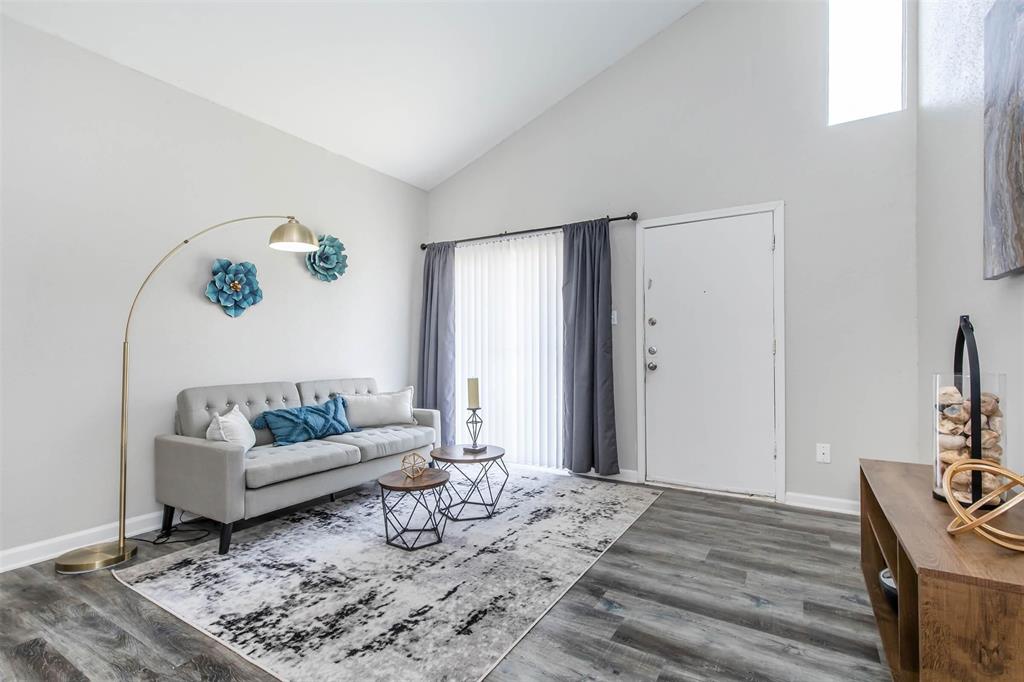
[204,259,263,317]
[305,234,348,282]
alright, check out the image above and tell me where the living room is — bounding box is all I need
[1,0,1022,680]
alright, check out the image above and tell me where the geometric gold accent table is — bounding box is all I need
[430,445,508,522]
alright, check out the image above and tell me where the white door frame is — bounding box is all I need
[634,201,786,502]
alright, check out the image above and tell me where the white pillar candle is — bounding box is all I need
[467,377,480,409]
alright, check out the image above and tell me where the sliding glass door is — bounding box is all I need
[453,232,563,468]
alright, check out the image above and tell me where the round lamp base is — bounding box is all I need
[54,541,137,574]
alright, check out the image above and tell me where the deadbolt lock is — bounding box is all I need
[647,346,657,355]
[648,317,657,326]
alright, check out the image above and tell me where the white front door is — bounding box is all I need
[642,210,777,496]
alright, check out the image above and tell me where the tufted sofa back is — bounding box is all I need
[176,381,301,446]
[297,377,377,406]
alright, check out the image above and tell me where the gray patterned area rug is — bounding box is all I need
[114,468,659,681]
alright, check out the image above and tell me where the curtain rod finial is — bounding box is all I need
[629,211,638,221]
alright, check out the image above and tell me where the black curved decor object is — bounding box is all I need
[953,314,984,505]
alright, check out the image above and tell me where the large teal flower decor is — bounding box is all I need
[305,234,348,282]
[204,259,263,317]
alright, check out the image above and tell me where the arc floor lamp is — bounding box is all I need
[54,215,318,574]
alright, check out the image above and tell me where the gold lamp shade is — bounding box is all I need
[268,217,318,252]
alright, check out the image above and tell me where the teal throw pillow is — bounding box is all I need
[251,396,355,446]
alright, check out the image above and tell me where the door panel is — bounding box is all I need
[643,211,776,496]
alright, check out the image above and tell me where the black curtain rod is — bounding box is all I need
[419,211,638,250]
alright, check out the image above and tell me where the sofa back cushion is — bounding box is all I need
[297,377,378,406]
[341,387,416,428]
[176,381,301,446]
[251,396,355,446]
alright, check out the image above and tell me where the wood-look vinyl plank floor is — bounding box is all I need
[0,487,886,681]
[488,488,888,681]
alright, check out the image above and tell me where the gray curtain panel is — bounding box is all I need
[416,242,456,445]
[562,218,619,475]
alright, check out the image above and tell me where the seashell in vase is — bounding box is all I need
[939,449,967,465]
[983,444,1004,461]
[952,471,1001,493]
[942,404,971,425]
[937,386,964,405]
[938,418,965,435]
[938,434,967,451]
[980,392,1001,416]
[968,430,1001,450]
[962,414,988,435]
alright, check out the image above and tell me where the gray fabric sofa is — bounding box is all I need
[155,377,439,553]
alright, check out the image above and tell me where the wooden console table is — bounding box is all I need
[860,459,1024,681]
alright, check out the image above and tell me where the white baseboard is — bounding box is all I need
[0,510,164,573]
[784,492,859,516]
[577,468,640,484]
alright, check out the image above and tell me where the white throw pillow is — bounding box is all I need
[206,404,257,451]
[341,387,415,428]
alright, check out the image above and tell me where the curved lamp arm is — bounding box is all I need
[124,214,292,342]
[55,213,315,574]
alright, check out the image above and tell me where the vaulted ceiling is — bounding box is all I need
[4,1,701,189]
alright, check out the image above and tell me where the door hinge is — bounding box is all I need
[772,339,777,355]
[770,234,776,252]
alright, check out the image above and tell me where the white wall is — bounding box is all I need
[427,0,920,502]
[0,19,426,552]
[917,0,1024,472]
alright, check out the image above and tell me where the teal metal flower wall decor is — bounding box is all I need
[205,259,263,317]
[305,234,348,282]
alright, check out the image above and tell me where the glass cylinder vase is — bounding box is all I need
[933,373,1007,505]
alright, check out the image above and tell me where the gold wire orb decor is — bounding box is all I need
[401,453,428,479]
[942,458,1024,552]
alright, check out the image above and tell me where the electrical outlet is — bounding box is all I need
[815,443,831,464]
[611,310,618,325]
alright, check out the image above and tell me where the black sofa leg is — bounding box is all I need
[219,522,233,554]
[161,505,175,533]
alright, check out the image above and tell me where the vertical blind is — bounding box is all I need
[454,231,564,468]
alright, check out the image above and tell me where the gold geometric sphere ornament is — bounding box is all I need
[942,458,1024,552]
[401,453,428,479]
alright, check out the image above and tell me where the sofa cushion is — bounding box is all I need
[323,424,435,462]
[297,378,378,406]
[244,440,360,489]
[251,396,354,446]
[177,381,301,447]
[340,388,415,428]
[205,404,257,451]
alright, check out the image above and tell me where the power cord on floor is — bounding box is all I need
[138,509,212,545]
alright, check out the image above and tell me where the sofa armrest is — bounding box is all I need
[412,408,442,448]
[154,435,245,524]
